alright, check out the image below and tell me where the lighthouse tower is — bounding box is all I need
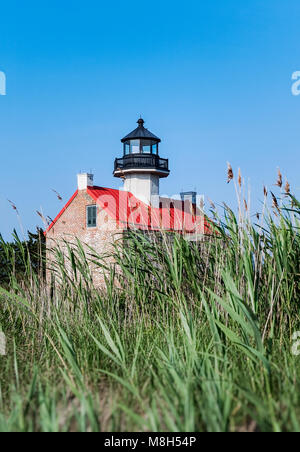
[113,118,170,207]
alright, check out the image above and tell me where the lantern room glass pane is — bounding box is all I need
[141,139,151,154]
[152,143,158,154]
[130,139,140,154]
[124,142,130,155]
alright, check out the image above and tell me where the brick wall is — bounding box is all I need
[46,189,123,289]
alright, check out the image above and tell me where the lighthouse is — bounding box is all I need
[113,118,170,207]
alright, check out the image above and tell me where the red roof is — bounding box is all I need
[45,186,213,235]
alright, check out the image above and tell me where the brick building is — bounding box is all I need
[45,119,210,287]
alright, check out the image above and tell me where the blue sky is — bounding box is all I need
[0,0,300,238]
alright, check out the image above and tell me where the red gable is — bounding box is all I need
[45,186,212,235]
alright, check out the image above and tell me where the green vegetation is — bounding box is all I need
[0,183,299,432]
[0,228,45,287]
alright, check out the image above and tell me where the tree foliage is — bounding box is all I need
[0,228,46,286]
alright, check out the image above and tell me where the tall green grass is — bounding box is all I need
[0,188,299,432]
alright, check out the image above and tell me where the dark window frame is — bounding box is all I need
[123,139,159,156]
[86,205,97,228]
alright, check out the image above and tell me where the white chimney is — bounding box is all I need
[77,173,94,190]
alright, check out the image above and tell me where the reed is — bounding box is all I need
[0,170,299,432]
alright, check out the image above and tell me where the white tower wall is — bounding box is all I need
[123,173,160,207]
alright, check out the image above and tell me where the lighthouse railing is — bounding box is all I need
[114,155,169,172]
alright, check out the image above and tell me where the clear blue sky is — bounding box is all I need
[0,0,300,239]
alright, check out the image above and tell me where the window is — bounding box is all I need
[152,143,158,154]
[141,140,151,154]
[130,139,140,154]
[124,142,130,155]
[87,205,97,228]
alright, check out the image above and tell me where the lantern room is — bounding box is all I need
[113,118,170,206]
[122,118,160,155]
[114,118,169,177]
